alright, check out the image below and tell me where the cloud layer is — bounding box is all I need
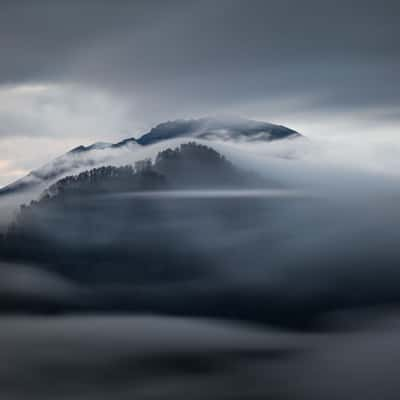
[0,0,399,185]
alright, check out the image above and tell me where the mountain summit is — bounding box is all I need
[137,117,300,145]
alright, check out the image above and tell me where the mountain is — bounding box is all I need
[0,117,300,198]
[137,117,300,145]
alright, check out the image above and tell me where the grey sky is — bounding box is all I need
[0,0,399,186]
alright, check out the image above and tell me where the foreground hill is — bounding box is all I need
[38,142,248,200]
[2,143,271,288]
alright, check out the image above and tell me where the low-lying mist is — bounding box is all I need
[2,312,400,399]
[2,137,400,398]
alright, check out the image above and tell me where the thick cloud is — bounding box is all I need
[1,0,399,114]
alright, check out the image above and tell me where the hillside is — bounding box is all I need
[2,143,268,287]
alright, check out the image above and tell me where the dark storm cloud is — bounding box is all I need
[0,0,162,84]
[1,0,399,117]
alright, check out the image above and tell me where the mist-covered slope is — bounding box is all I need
[0,137,140,196]
[3,143,268,283]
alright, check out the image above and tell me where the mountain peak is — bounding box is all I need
[137,117,300,145]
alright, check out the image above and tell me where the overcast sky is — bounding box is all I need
[0,0,399,186]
